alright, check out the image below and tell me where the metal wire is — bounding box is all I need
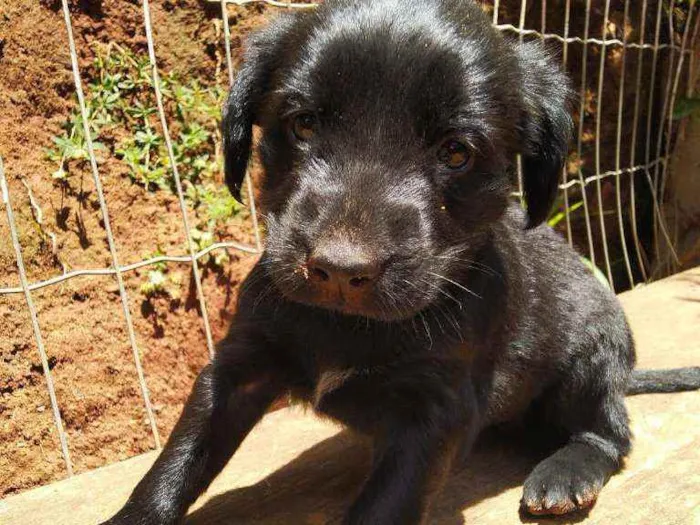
[656,3,696,271]
[60,0,161,451]
[593,0,615,290]
[1,156,73,476]
[0,241,258,296]
[628,0,651,281]
[643,0,682,270]
[645,0,666,264]
[613,0,636,289]
[495,23,694,54]
[574,0,596,265]
[515,0,527,207]
[689,15,700,100]
[492,0,501,25]
[141,0,217,359]
[561,0,573,247]
[651,0,678,268]
[540,0,546,37]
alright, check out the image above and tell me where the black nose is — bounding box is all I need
[307,242,381,289]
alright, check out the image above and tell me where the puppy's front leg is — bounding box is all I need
[103,341,285,525]
[344,399,477,525]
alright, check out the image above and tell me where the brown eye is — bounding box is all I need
[292,113,316,141]
[438,140,472,170]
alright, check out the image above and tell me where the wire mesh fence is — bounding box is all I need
[0,0,698,484]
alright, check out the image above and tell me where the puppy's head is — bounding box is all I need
[223,0,571,321]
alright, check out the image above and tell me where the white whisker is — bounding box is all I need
[427,271,482,299]
[418,311,433,350]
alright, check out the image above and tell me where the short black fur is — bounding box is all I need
[105,1,700,523]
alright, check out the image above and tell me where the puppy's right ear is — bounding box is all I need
[222,19,293,201]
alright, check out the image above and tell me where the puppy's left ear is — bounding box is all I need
[515,42,573,228]
[222,17,295,201]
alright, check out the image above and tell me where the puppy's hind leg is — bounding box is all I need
[521,333,634,516]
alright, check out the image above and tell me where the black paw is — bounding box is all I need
[521,443,616,516]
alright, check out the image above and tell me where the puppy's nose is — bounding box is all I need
[307,243,381,289]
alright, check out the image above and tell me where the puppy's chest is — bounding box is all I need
[298,345,468,433]
[278,313,471,430]
[310,363,381,415]
[302,342,406,425]
[305,360,420,433]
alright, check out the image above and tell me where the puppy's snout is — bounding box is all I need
[307,241,382,292]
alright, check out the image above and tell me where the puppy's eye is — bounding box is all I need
[438,140,472,170]
[291,113,317,141]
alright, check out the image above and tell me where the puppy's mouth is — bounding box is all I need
[308,289,369,317]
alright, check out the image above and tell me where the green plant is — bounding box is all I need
[45,114,106,180]
[673,97,700,120]
[580,256,611,290]
[47,43,242,280]
[139,248,183,298]
[190,226,230,267]
[548,200,584,228]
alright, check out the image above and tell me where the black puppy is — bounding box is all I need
[105,1,700,523]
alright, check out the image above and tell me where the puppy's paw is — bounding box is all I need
[520,443,613,516]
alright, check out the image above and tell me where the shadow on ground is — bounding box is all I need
[186,429,591,525]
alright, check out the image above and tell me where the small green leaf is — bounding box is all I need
[548,200,584,227]
[672,97,700,120]
[52,168,68,180]
[213,250,230,267]
[580,257,611,290]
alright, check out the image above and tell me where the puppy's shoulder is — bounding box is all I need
[495,205,617,307]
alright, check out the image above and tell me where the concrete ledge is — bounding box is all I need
[2,268,699,524]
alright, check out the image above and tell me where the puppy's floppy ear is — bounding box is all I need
[515,42,573,228]
[222,18,294,201]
